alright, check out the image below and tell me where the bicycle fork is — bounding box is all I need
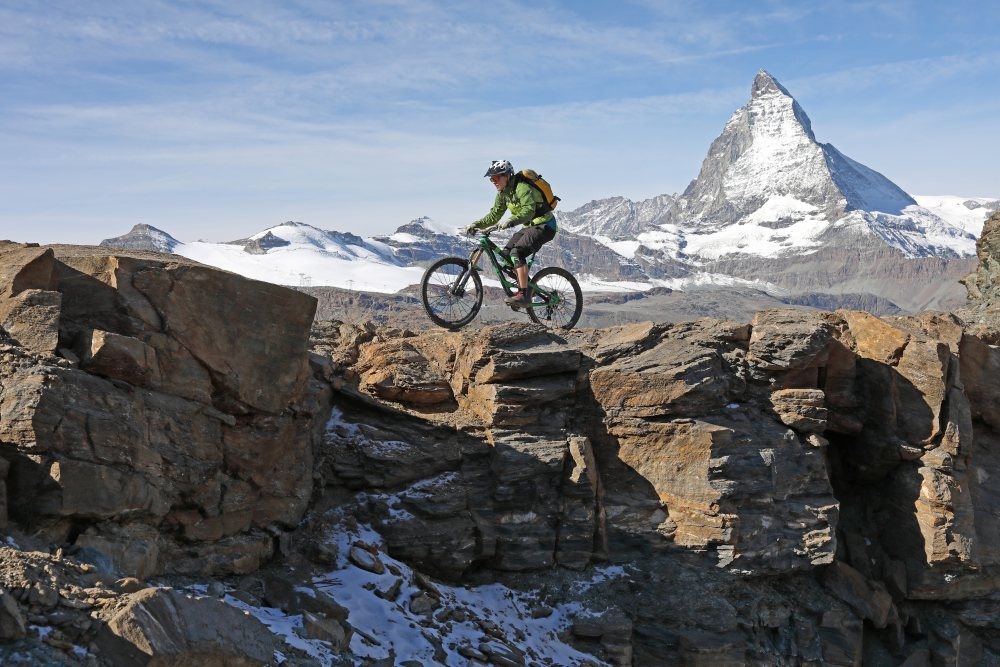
[451,249,483,296]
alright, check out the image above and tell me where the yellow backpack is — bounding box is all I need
[513,169,560,216]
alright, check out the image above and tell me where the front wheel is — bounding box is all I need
[421,257,483,329]
[528,267,583,330]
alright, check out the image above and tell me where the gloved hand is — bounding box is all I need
[498,219,515,230]
[465,223,479,236]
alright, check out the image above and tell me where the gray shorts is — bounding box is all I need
[504,224,556,267]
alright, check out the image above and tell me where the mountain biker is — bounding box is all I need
[465,160,558,306]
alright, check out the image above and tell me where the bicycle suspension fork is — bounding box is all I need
[453,248,483,294]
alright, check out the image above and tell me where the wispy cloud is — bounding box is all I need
[2,1,999,245]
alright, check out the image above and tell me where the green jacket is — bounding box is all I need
[471,179,557,230]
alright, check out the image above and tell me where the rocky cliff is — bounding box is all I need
[5,236,1000,665]
[0,241,332,574]
[310,307,1000,663]
[961,207,1000,327]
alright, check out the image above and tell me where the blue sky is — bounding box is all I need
[2,1,998,245]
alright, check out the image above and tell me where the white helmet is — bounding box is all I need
[484,160,514,177]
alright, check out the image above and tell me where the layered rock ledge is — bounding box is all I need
[0,242,331,578]
[308,303,1000,664]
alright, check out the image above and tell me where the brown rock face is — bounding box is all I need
[55,253,315,414]
[318,316,841,575]
[100,587,276,665]
[582,315,838,572]
[319,322,590,577]
[0,243,330,577]
[311,300,1000,664]
[962,208,1000,319]
[0,244,61,356]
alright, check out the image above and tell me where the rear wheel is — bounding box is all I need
[528,267,583,330]
[421,257,483,329]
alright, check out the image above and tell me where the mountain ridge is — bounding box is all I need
[98,70,999,315]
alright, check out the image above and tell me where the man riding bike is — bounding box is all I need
[465,160,558,307]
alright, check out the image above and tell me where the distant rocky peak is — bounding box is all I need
[394,217,437,237]
[683,71,833,224]
[243,230,290,255]
[681,70,915,227]
[746,70,816,143]
[383,217,459,241]
[100,223,181,253]
[966,199,1000,213]
[751,68,791,99]
[558,194,679,239]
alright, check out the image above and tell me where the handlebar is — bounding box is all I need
[464,224,501,237]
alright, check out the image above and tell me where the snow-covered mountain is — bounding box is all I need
[560,194,679,239]
[560,70,988,262]
[554,70,997,310]
[99,71,998,313]
[99,223,181,253]
[913,195,1000,236]
[176,221,430,292]
[682,71,916,226]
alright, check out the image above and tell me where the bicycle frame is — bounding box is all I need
[468,235,522,290]
[459,230,561,308]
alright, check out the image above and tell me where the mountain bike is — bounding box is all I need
[420,226,583,330]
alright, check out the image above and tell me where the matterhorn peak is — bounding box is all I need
[681,70,914,227]
[750,69,792,99]
[748,70,813,139]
